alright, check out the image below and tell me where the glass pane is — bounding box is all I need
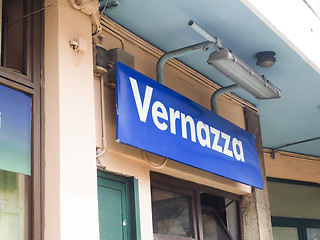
[202,211,229,240]
[0,169,29,240]
[272,226,299,240]
[225,199,239,240]
[152,188,193,238]
[0,84,32,175]
[268,181,320,218]
[307,228,320,240]
[2,0,26,75]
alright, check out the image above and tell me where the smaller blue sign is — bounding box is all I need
[116,62,263,189]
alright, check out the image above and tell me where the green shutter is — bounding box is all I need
[98,171,141,240]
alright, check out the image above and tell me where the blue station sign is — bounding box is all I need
[116,62,263,189]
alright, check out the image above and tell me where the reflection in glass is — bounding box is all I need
[202,211,229,240]
[268,181,320,219]
[0,169,29,240]
[307,228,320,240]
[152,187,193,238]
[272,226,299,240]
[2,0,26,75]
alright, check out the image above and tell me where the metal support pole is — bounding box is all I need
[271,136,320,158]
[188,20,224,49]
[211,84,240,114]
[156,41,212,84]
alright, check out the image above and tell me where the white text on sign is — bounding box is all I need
[129,77,245,162]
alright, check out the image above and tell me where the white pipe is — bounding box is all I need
[100,75,107,149]
[70,0,102,37]
[188,20,223,48]
[92,12,103,37]
[96,148,106,158]
[96,75,107,159]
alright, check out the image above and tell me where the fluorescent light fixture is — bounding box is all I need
[207,49,281,99]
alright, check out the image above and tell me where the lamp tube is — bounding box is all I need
[207,49,281,99]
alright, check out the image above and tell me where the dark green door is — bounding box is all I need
[98,172,130,240]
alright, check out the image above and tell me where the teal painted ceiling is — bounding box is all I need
[100,0,320,157]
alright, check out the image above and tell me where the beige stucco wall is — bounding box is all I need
[44,1,100,240]
[264,150,320,184]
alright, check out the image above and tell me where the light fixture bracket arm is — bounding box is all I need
[188,20,225,50]
[211,84,240,114]
[156,41,212,85]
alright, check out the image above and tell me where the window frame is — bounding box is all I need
[302,219,320,240]
[267,177,320,188]
[272,217,320,240]
[150,172,242,240]
[151,181,198,240]
[1,0,34,79]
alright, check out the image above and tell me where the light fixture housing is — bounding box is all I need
[207,49,281,99]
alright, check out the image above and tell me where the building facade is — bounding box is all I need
[0,0,319,240]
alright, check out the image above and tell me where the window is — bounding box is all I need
[1,0,33,76]
[0,0,42,239]
[152,187,195,238]
[151,172,241,240]
[0,170,30,240]
[268,178,320,240]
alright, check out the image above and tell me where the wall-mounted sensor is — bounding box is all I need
[69,40,79,50]
[69,37,88,53]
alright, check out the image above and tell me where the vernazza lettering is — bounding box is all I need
[129,77,245,162]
